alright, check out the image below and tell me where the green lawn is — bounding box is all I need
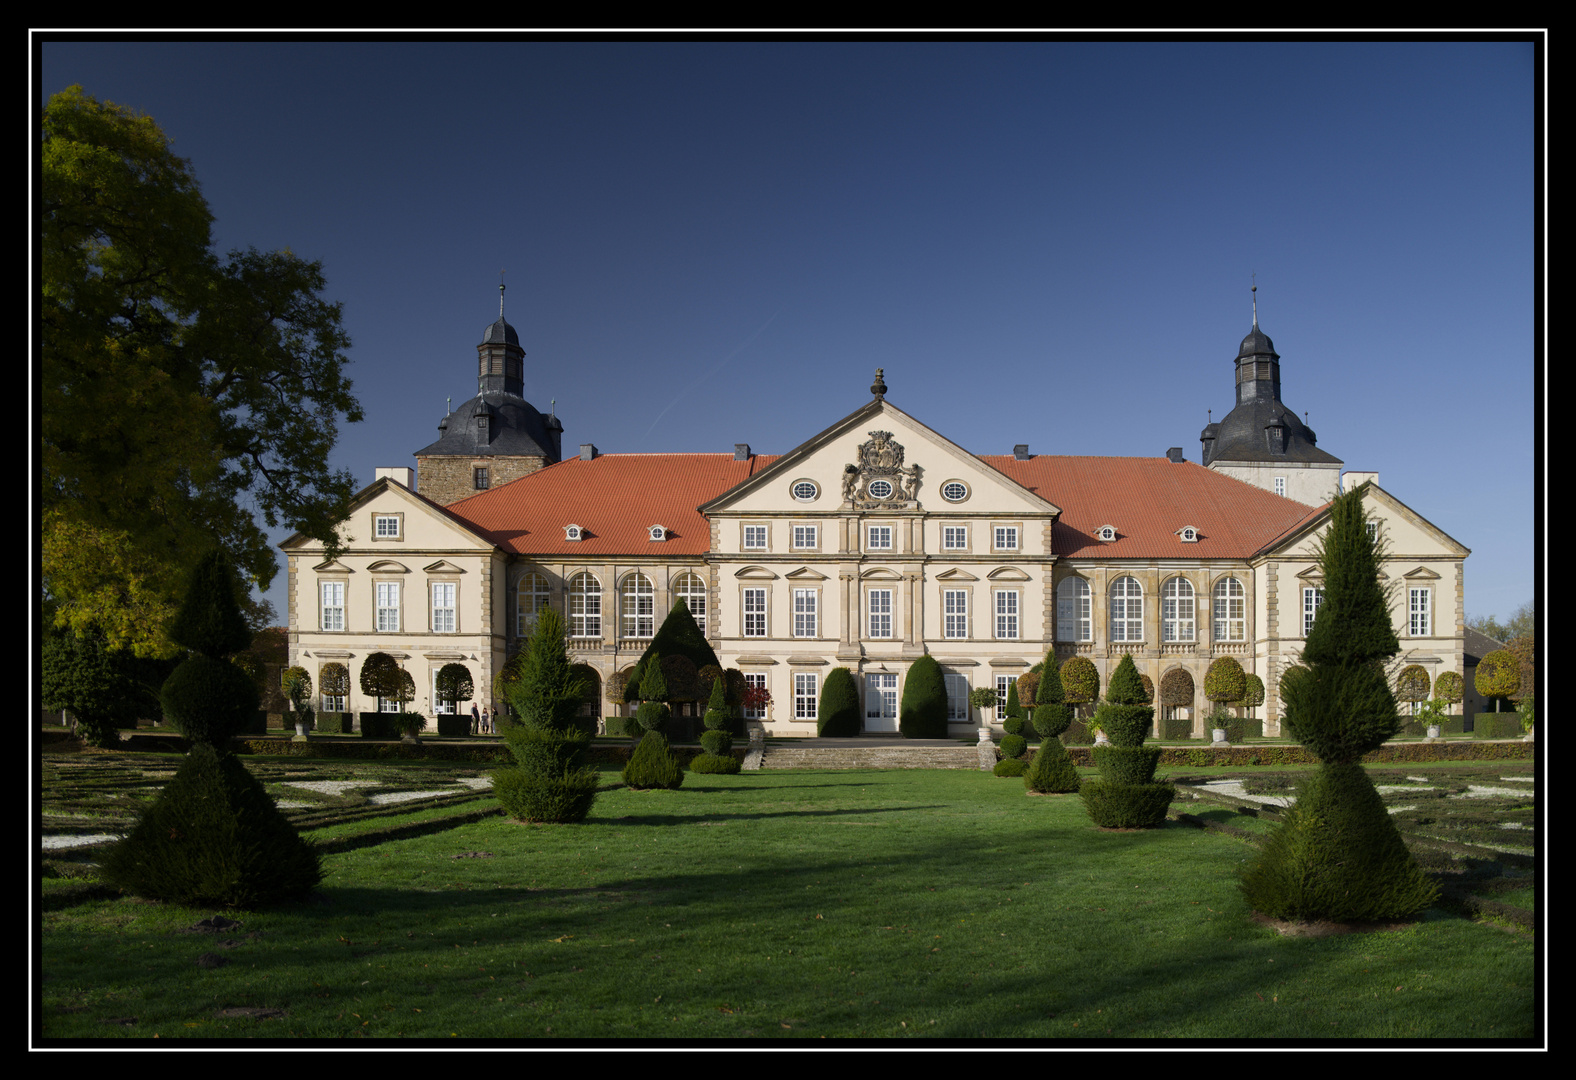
[39,761,1538,1040]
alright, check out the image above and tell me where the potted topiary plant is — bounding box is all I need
[1208,706,1233,746]
[281,665,314,742]
[1414,696,1448,741]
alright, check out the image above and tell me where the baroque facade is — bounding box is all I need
[283,305,1469,737]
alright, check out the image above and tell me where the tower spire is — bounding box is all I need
[1251,272,1258,329]
[499,269,506,320]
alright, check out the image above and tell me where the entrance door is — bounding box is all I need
[865,673,898,733]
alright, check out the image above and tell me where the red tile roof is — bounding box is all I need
[440,451,1323,561]
[444,453,779,556]
[982,455,1326,559]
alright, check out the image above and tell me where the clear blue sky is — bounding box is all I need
[36,37,1541,630]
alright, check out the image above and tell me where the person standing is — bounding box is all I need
[470,703,481,735]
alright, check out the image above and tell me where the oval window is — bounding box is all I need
[791,480,818,501]
[941,481,968,502]
[867,479,893,499]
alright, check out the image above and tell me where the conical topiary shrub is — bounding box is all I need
[689,669,741,774]
[1025,652,1080,794]
[1239,481,1437,922]
[159,550,259,746]
[1079,653,1173,828]
[494,608,599,823]
[623,729,685,789]
[100,741,321,906]
[899,655,948,739]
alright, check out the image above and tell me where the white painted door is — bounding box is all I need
[865,673,898,733]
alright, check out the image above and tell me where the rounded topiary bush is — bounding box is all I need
[159,654,259,746]
[817,667,861,737]
[623,730,684,790]
[1091,745,1161,786]
[993,757,1029,777]
[899,656,949,739]
[100,742,321,906]
[689,751,741,775]
[493,766,600,824]
[1000,733,1027,760]
[1077,780,1177,830]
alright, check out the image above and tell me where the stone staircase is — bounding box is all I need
[759,741,986,770]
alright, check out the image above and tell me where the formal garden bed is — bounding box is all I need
[40,747,1536,1040]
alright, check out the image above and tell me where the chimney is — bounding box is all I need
[1342,470,1378,493]
[1013,444,1029,461]
[579,443,598,461]
[1166,448,1184,463]
[734,443,751,461]
[375,467,414,488]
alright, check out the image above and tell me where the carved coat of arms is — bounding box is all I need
[843,431,922,509]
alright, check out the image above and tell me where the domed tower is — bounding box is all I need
[1199,289,1341,506]
[414,283,564,506]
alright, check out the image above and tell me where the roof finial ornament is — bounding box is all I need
[1251,272,1258,329]
[871,368,886,401]
[499,269,506,319]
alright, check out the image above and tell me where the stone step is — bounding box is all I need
[761,745,983,770]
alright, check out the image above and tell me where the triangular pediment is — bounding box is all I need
[1259,482,1469,561]
[1402,566,1441,580]
[312,558,353,574]
[698,397,1061,518]
[279,475,499,553]
[785,567,829,581]
[422,560,467,575]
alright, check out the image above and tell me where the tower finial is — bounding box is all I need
[871,368,887,400]
[1251,272,1258,329]
[499,269,506,319]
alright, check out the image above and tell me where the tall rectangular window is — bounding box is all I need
[793,589,817,638]
[1274,476,1286,497]
[945,673,970,722]
[1302,587,1324,637]
[794,674,818,719]
[996,675,1018,720]
[474,467,489,490]
[868,589,892,639]
[376,582,400,632]
[431,582,456,633]
[743,588,767,638]
[995,590,1019,639]
[943,525,968,550]
[944,589,968,639]
[320,581,344,631]
[867,525,893,551]
[743,673,768,718]
[1409,588,1431,636]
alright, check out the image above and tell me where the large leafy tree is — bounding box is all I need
[42,86,362,656]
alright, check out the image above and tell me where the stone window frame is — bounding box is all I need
[792,586,820,639]
[1161,576,1196,643]
[742,522,771,552]
[1212,576,1246,642]
[792,521,821,552]
[1110,576,1144,643]
[866,585,894,640]
[516,571,551,638]
[866,522,895,553]
[319,577,347,632]
[742,586,769,638]
[993,588,1020,640]
[942,523,970,553]
[620,571,656,640]
[673,571,708,636]
[371,511,404,542]
[1408,586,1432,637]
[569,572,603,639]
[793,672,819,720]
[429,578,459,634]
[1056,575,1092,642]
[373,577,402,633]
[942,587,970,640]
[991,522,1023,553]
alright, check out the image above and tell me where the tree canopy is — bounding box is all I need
[42,86,363,656]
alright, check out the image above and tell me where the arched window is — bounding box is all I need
[1110,576,1144,642]
[673,572,707,635]
[516,572,550,637]
[1057,576,1092,642]
[1161,577,1195,642]
[1213,577,1246,642]
[569,573,601,639]
[621,572,654,639]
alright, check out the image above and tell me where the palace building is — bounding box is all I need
[282,294,1470,736]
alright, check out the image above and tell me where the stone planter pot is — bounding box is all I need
[1426,724,1442,741]
[1092,730,1110,746]
[292,720,311,743]
[1211,728,1229,746]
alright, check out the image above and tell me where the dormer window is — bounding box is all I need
[564,524,583,542]
[1097,525,1118,542]
[648,525,667,542]
[1177,526,1199,543]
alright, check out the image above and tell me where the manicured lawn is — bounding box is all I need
[39,761,1537,1040]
